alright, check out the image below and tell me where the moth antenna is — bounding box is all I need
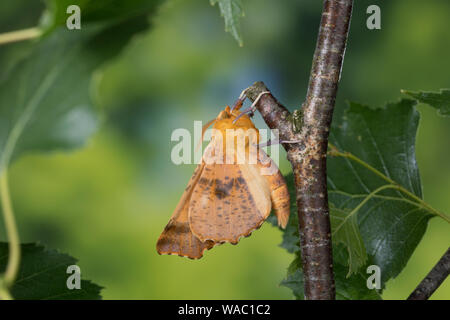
[195,118,216,152]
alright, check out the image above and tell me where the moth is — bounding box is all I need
[157,93,290,259]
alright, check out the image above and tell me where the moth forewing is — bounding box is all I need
[188,162,271,244]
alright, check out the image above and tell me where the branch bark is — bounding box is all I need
[246,0,353,300]
[407,247,450,300]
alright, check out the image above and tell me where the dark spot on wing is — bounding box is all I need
[236,176,245,184]
[213,178,234,200]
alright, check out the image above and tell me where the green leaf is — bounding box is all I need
[333,264,382,300]
[280,251,381,300]
[0,5,161,171]
[42,0,163,32]
[328,99,433,284]
[402,89,450,117]
[279,254,304,299]
[332,245,382,299]
[0,243,102,299]
[210,0,244,46]
[330,204,367,277]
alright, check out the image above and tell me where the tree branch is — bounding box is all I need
[245,82,296,147]
[407,247,450,300]
[246,0,353,300]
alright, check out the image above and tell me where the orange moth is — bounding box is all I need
[157,94,290,259]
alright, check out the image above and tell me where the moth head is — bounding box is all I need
[210,106,260,158]
[214,106,256,131]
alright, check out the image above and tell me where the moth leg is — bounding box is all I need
[259,139,303,148]
[232,91,270,124]
[231,88,250,111]
[251,90,271,108]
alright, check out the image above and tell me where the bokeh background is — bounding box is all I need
[0,0,449,299]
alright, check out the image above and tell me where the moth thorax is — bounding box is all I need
[209,127,260,165]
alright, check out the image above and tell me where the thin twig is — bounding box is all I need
[0,27,41,46]
[0,172,21,288]
[0,286,13,300]
[329,145,450,223]
[407,247,450,300]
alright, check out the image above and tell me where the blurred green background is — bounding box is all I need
[0,0,449,299]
